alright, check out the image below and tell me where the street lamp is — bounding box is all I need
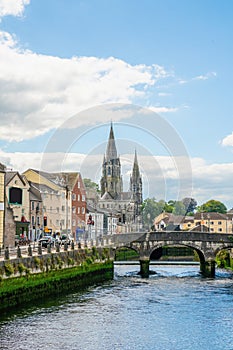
[147,213,151,231]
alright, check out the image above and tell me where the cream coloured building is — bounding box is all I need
[23,169,72,236]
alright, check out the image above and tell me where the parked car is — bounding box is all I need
[38,235,57,248]
[60,234,74,245]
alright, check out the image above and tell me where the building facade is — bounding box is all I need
[4,171,30,247]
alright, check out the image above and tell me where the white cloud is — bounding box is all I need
[193,71,217,81]
[220,132,233,147]
[0,31,171,141]
[0,0,30,18]
[148,106,179,113]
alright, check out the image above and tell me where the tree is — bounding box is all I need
[197,200,227,214]
[83,178,99,192]
[182,197,197,214]
[142,198,165,228]
[172,201,186,216]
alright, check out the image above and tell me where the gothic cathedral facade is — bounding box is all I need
[99,123,143,232]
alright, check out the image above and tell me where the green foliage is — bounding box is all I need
[67,257,74,266]
[34,257,40,269]
[18,263,26,276]
[83,178,100,192]
[142,198,165,227]
[172,201,186,215]
[85,256,94,265]
[4,262,14,277]
[216,249,230,268]
[197,199,227,214]
[142,197,198,225]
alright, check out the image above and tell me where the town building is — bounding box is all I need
[23,169,86,240]
[4,171,30,247]
[0,163,5,247]
[98,123,143,233]
[154,211,233,233]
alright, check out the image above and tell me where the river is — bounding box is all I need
[0,264,233,350]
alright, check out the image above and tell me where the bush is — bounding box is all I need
[4,262,14,277]
[34,257,40,269]
[18,263,26,276]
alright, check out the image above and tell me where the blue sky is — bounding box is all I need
[0,0,233,207]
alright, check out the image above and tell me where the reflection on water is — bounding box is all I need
[0,265,233,350]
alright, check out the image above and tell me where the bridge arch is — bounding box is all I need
[148,242,206,263]
[114,245,140,261]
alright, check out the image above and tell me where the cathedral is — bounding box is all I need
[98,123,143,232]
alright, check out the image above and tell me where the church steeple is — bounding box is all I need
[106,122,117,161]
[130,150,143,211]
[100,123,122,199]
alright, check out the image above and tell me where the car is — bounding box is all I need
[60,234,74,245]
[38,235,57,248]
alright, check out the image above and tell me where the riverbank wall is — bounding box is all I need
[0,247,114,311]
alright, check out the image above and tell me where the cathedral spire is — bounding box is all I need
[130,150,143,208]
[106,122,117,161]
[132,150,140,180]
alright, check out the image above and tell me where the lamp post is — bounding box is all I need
[35,203,38,241]
[147,213,151,231]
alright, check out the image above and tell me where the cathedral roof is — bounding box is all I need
[101,191,114,200]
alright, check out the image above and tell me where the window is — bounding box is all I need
[72,193,76,200]
[218,221,222,225]
[78,182,80,188]
[82,207,85,214]
[218,228,222,232]
[32,215,35,225]
[78,207,80,214]
[72,219,76,226]
[82,195,85,201]
[31,201,34,210]
[72,207,76,214]
[9,187,22,205]
[37,216,40,225]
[78,194,80,201]
[62,205,65,212]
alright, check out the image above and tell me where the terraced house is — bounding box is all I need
[23,169,86,240]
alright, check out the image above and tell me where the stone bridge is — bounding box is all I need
[110,231,233,277]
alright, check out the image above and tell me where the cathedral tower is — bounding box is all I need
[100,123,122,199]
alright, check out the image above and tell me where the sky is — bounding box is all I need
[0,0,233,208]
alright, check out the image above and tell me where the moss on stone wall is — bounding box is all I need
[0,261,113,311]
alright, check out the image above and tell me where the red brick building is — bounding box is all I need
[71,173,86,238]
